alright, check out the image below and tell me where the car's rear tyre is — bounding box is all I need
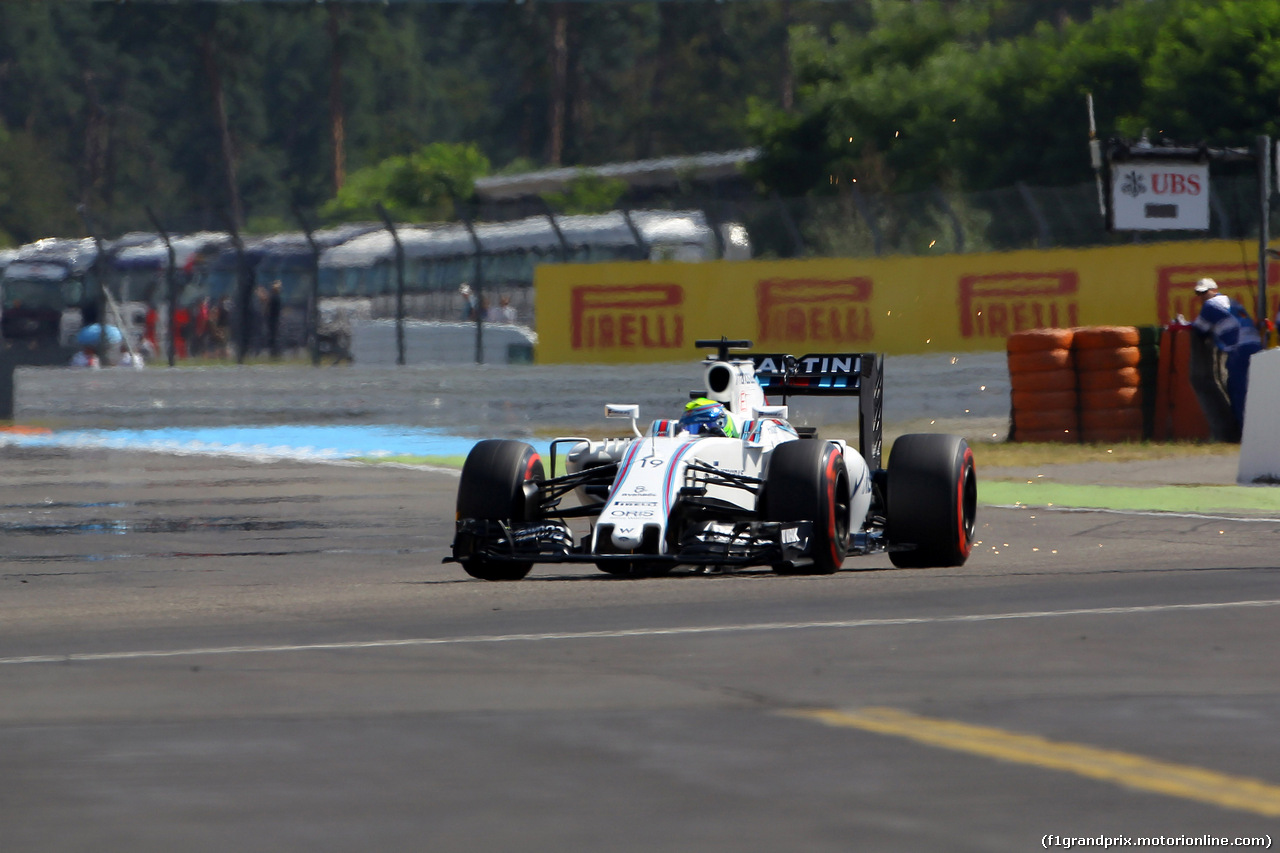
[456,439,544,581]
[886,434,976,568]
[761,440,850,575]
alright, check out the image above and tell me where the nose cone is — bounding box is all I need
[611,525,644,550]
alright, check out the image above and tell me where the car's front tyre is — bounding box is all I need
[454,439,544,581]
[761,440,850,574]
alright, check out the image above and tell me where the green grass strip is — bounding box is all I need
[981,480,1280,514]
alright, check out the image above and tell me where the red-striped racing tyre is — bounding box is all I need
[761,440,850,575]
[455,439,544,581]
[887,434,976,569]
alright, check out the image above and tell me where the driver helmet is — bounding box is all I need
[679,397,735,437]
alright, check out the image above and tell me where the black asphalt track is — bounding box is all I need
[1,446,1277,852]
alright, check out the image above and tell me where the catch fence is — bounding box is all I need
[1,174,1274,366]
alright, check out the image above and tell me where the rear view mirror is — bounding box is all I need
[605,404,641,437]
[753,405,789,421]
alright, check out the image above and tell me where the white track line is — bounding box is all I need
[5,598,1280,666]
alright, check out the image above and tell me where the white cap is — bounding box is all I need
[1194,277,1218,294]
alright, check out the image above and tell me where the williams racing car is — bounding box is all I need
[448,338,976,580]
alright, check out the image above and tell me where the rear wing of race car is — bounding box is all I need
[691,339,884,469]
[751,351,884,470]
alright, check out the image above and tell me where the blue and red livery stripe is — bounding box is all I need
[661,441,698,517]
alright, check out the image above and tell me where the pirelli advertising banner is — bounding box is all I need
[534,240,1279,363]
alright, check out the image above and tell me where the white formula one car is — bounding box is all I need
[448,338,976,580]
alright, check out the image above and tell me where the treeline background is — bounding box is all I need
[3,0,1280,251]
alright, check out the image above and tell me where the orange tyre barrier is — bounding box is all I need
[1076,367,1141,391]
[1072,326,1140,349]
[1008,330,1079,442]
[1081,407,1143,431]
[1080,386,1141,409]
[1007,328,1074,353]
[1151,324,1213,441]
[1012,390,1077,411]
[1008,348,1072,373]
[1010,369,1075,393]
[1008,325,1152,445]
[1013,408,1078,432]
[1074,346,1142,371]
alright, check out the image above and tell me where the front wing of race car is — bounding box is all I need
[450,514,824,569]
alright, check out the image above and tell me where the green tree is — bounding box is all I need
[746,0,1220,199]
[320,141,490,223]
[1135,1,1280,142]
[91,3,281,231]
[0,125,79,245]
[0,4,90,240]
[542,173,629,214]
[748,0,993,197]
[13,0,1240,246]
[743,0,1198,256]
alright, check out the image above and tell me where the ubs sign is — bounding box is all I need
[1111,162,1209,231]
